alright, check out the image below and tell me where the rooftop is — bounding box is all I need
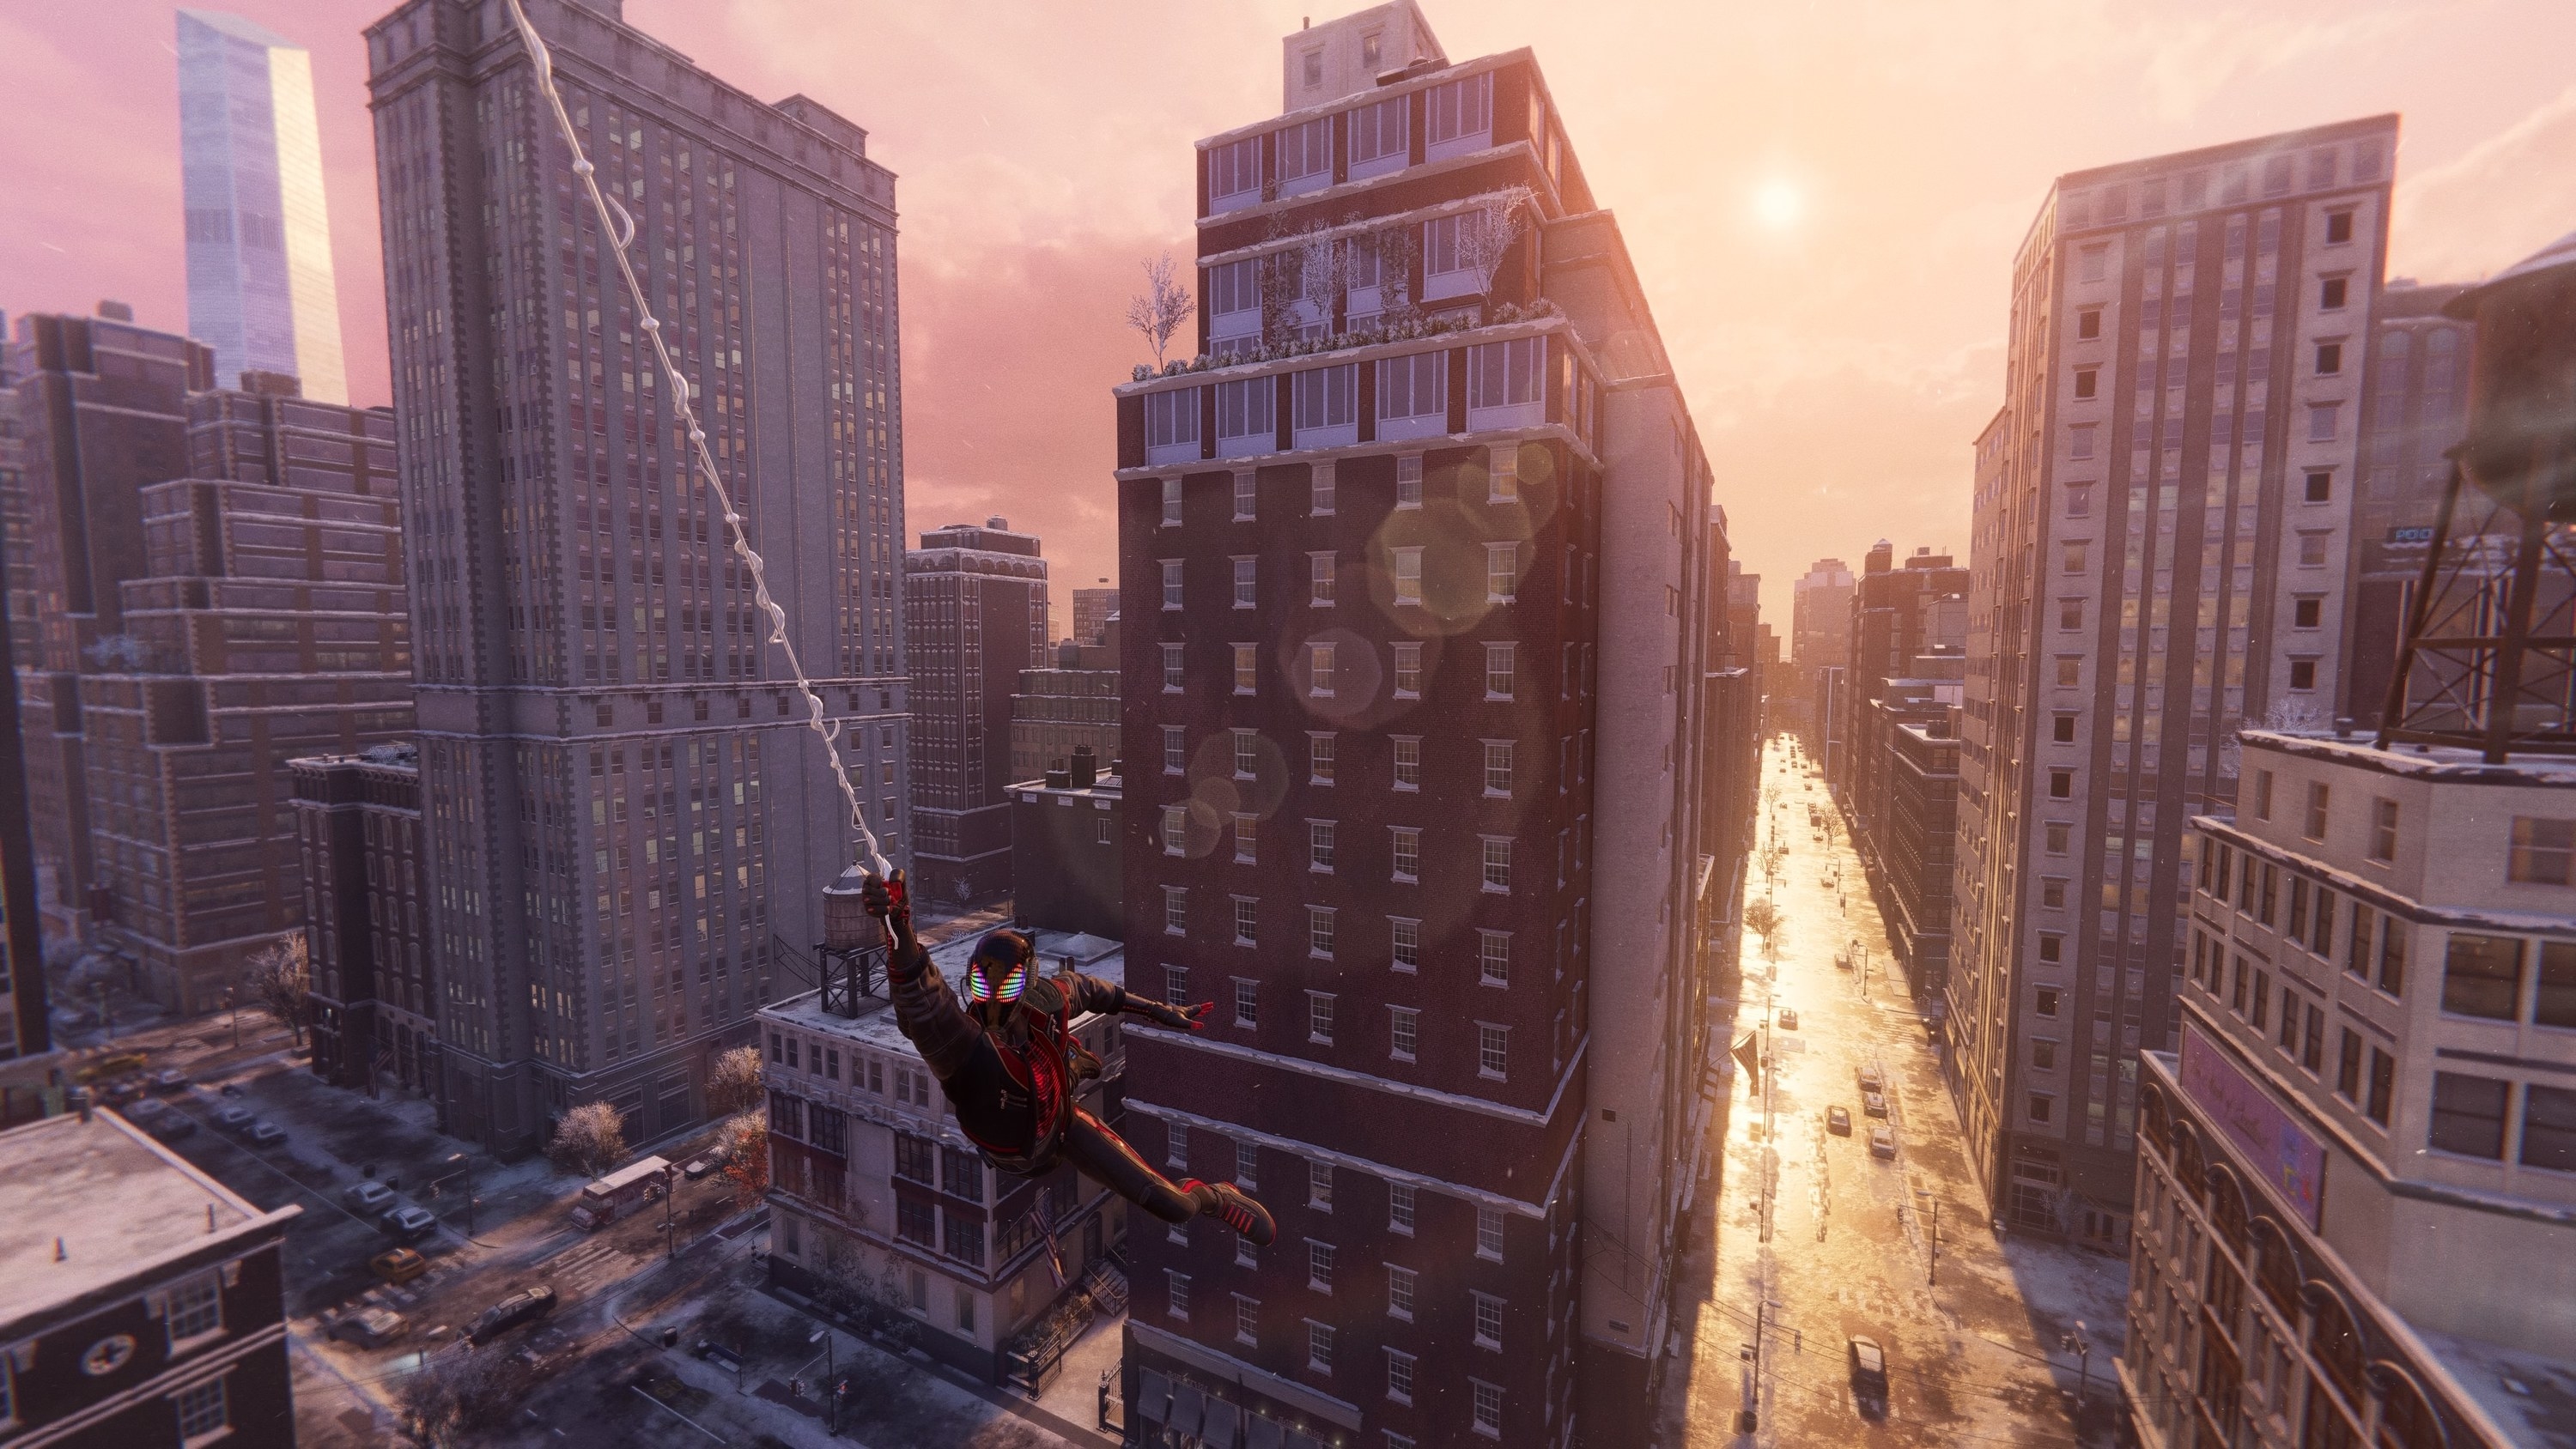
[2243,730,2576,788]
[761,931,1127,1047]
[0,1111,294,1331]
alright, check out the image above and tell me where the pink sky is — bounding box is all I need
[7,0,2575,631]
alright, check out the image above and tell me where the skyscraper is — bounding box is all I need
[1072,584,1119,646]
[367,0,908,1154]
[1112,6,1738,1441]
[0,313,48,1064]
[1948,117,2398,1246]
[178,9,348,404]
[904,517,1048,906]
[1790,555,1854,768]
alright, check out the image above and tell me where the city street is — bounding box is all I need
[1655,735,2129,1447]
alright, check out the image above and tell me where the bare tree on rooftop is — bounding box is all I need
[708,1044,764,1115]
[546,1100,628,1180]
[1125,253,1195,369]
[1455,185,1537,303]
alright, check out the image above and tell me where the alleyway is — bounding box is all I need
[1653,736,2130,1447]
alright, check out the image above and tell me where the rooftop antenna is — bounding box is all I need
[504,0,889,875]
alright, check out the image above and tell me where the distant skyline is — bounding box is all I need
[6,0,2575,626]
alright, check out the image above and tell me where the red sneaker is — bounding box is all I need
[1194,1180,1275,1246]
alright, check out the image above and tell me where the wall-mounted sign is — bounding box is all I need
[2180,1022,2325,1228]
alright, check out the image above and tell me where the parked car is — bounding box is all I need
[465,1287,556,1346]
[1857,1064,1884,1093]
[121,1097,168,1124]
[332,1308,410,1349]
[344,1181,396,1212]
[149,1114,198,1142]
[1777,1009,1798,1031]
[213,1106,255,1132]
[1863,1092,1889,1119]
[683,1149,729,1181]
[692,1339,744,1373]
[1835,951,1853,971]
[382,1206,438,1241]
[1849,1335,1890,1412]
[101,1079,145,1106]
[246,1121,287,1147]
[149,1068,190,1093]
[1869,1125,1898,1160]
[1826,1106,1851,1136]
[218,1082,246,1098]
[369,1248,430,1286]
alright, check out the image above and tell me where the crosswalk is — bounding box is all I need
[538,1239,634,1300]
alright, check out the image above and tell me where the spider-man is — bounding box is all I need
[863,870,1276,1246]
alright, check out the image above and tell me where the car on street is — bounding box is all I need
[217,1083,246,1098]
[382,1206,438,1241]
[149,1114,197,1142]
[1835,951,1852,971]
[465,1287,556,1346]
[100,1080,144,1106]
[149,1069,190,1093]
[1849,1335,1890,1413]
[246,1121,286,1147]
[1777,1009,1798,1031]
[121,1097,168,1125]
[213,1106,255,1133]
[683,1149,728,1181]
[344,1181,396,1212]
[370,1248,430,1286]
[1826,1106,1851,1136]
[1863,1092,1888,1118]
[693,1339,744,1373]
[331,1308,410,1349]
[1869,1125,1897,1159]
[1857,1064,1884,1093]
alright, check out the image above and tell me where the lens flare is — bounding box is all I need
[1753,178,1803,231]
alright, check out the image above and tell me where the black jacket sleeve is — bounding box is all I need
[887,939,982,1081]
[1059,971,1192,1030]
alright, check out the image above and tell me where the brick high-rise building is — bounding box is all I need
[904,518,1047,906]
[366,0,908,1154]
[289,743,434,1095]
[1948,117,2399,1246]
[1832,542,1968,808]
[1072,585,1119,647]
[7,309,213,947]
[0,316,49,1064]
[1109,6,1735,1442]
[1011,619,1121,787]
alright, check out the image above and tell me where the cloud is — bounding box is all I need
[2391,83,2576,285]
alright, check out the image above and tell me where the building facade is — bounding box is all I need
[83,378,412,1014]
[1072,585,1119,648]
[762,886,1127,1389]
[289,744,434,1097]
[1857,661,1965,994]
[365,0,909,1155]
[1833,543,1968,803]
[0,320,47,1064]
[6,310,216,949]
[1110,6,1735,1443]
[906,518,1048,906]
[2122,729,2576,1448]
[177,9,349,405]
[1012,749,1122,941]
[1012,621,1121,788]
[1948,118,2399,1246]
[0,1108,301,1447]
[1789,556,1853,761]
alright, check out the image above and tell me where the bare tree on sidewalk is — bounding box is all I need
[395,1347,532,1447]
[708,1044,764,1115]
[241,936,312,1046]
[1743,897,1785,961]
[1125,253,1195,369]
[546,1100,628,1179]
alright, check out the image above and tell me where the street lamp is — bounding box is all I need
[808,1326,838,1434]
[443,1152,477,1235]
[2063,1320,2093,1410]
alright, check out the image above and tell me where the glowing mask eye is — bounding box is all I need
[966,970,993,1003]
[995,965,1026,1003]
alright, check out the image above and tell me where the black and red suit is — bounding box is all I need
[864,870,1274,1243]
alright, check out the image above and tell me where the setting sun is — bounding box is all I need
[1753,176,1804,230]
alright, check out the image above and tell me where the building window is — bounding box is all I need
[2029,1093,2055,1123]
[173,1379,228,1443]
[1392,547,1424,606]
[2078,244,2108,283]
[1471,1379,1504,1436]
[2307,403,2341,442]
[1468,336,1543,410]
[1486,543,1519,602]
[1309,990,1336,1041]
[2305,782,2330,840]
[1230,729,1259,779]
[1234,897,1259,946]
[1310,553,1338,605]
[2320,276,2348,311]
[1481,837,1512,892]
[1233,813,1259,864]
[1388,1182,1415,1234]
[1309,906,1338,958]
[2369,799,2398,862]
[1475,1205,1505,1261]
[1484,740,1515,796]
[1312,466,1336,515]
[1391,1005,1419,1060]
[1378,351,1447,424]
[1395,454,1424,507]
[2316,341,2343,376]
[2293,597,2324,629]
[2523,1085,2576,1173]
[1308,1320,1336,1374]
[1162,643,1184,693]
[1166,1122,1190,1170]
[1478,1022,1509,1080]
[2510,817,2576,884]
[897,1197,937,1246]
[1234,643,1258,694]
[1350,93,1407,170]
[2368,1047,2397,1125]
[2289,658,2318,691]
[1472,1290,1504,1349]
[1162,559,1184,609]
[2056,657,2081,687]
[1387,1347,1417,1403]
[1392,645,1423,698]
[1166,1270,1191,1320]
[2542,942,2576,1028]
[2061,543,2088,574]
[1163,965,1191,1009]
[1393,737,1422,789]
[1478,931,1510,986]
[2337,1028,2364,1100]
[1218,380,1273,450]
[945,1210,986,1268]
[2035,987,2060,1017]
[1309,731,1337,784]
[2065,487,2092,518]
[1234,979,1259,1028]
[1163,886,1188,936]
[1309,642,1337,698]
[2076,306,2101,339]
[1388,919,1425,975]
[1146,392,1200,456]
[1309,1160,1334,1210]
[1308,1240,1337,1293]
[1390,828,1421,882]
[2048,769,2073,799]
[2442,934,2524,1020]
[2305,469,2334,503]
[2073,367,2099,399]
[1162,806,1187,856]
[2429,1072,2511,1159]
[1485,642,1516,699]
[1294,364,1358,433]
[1233,556,1258,608]
[166,1274,223,1345]
[1236,1293,1261,1346]
[2070,424,2097,460]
